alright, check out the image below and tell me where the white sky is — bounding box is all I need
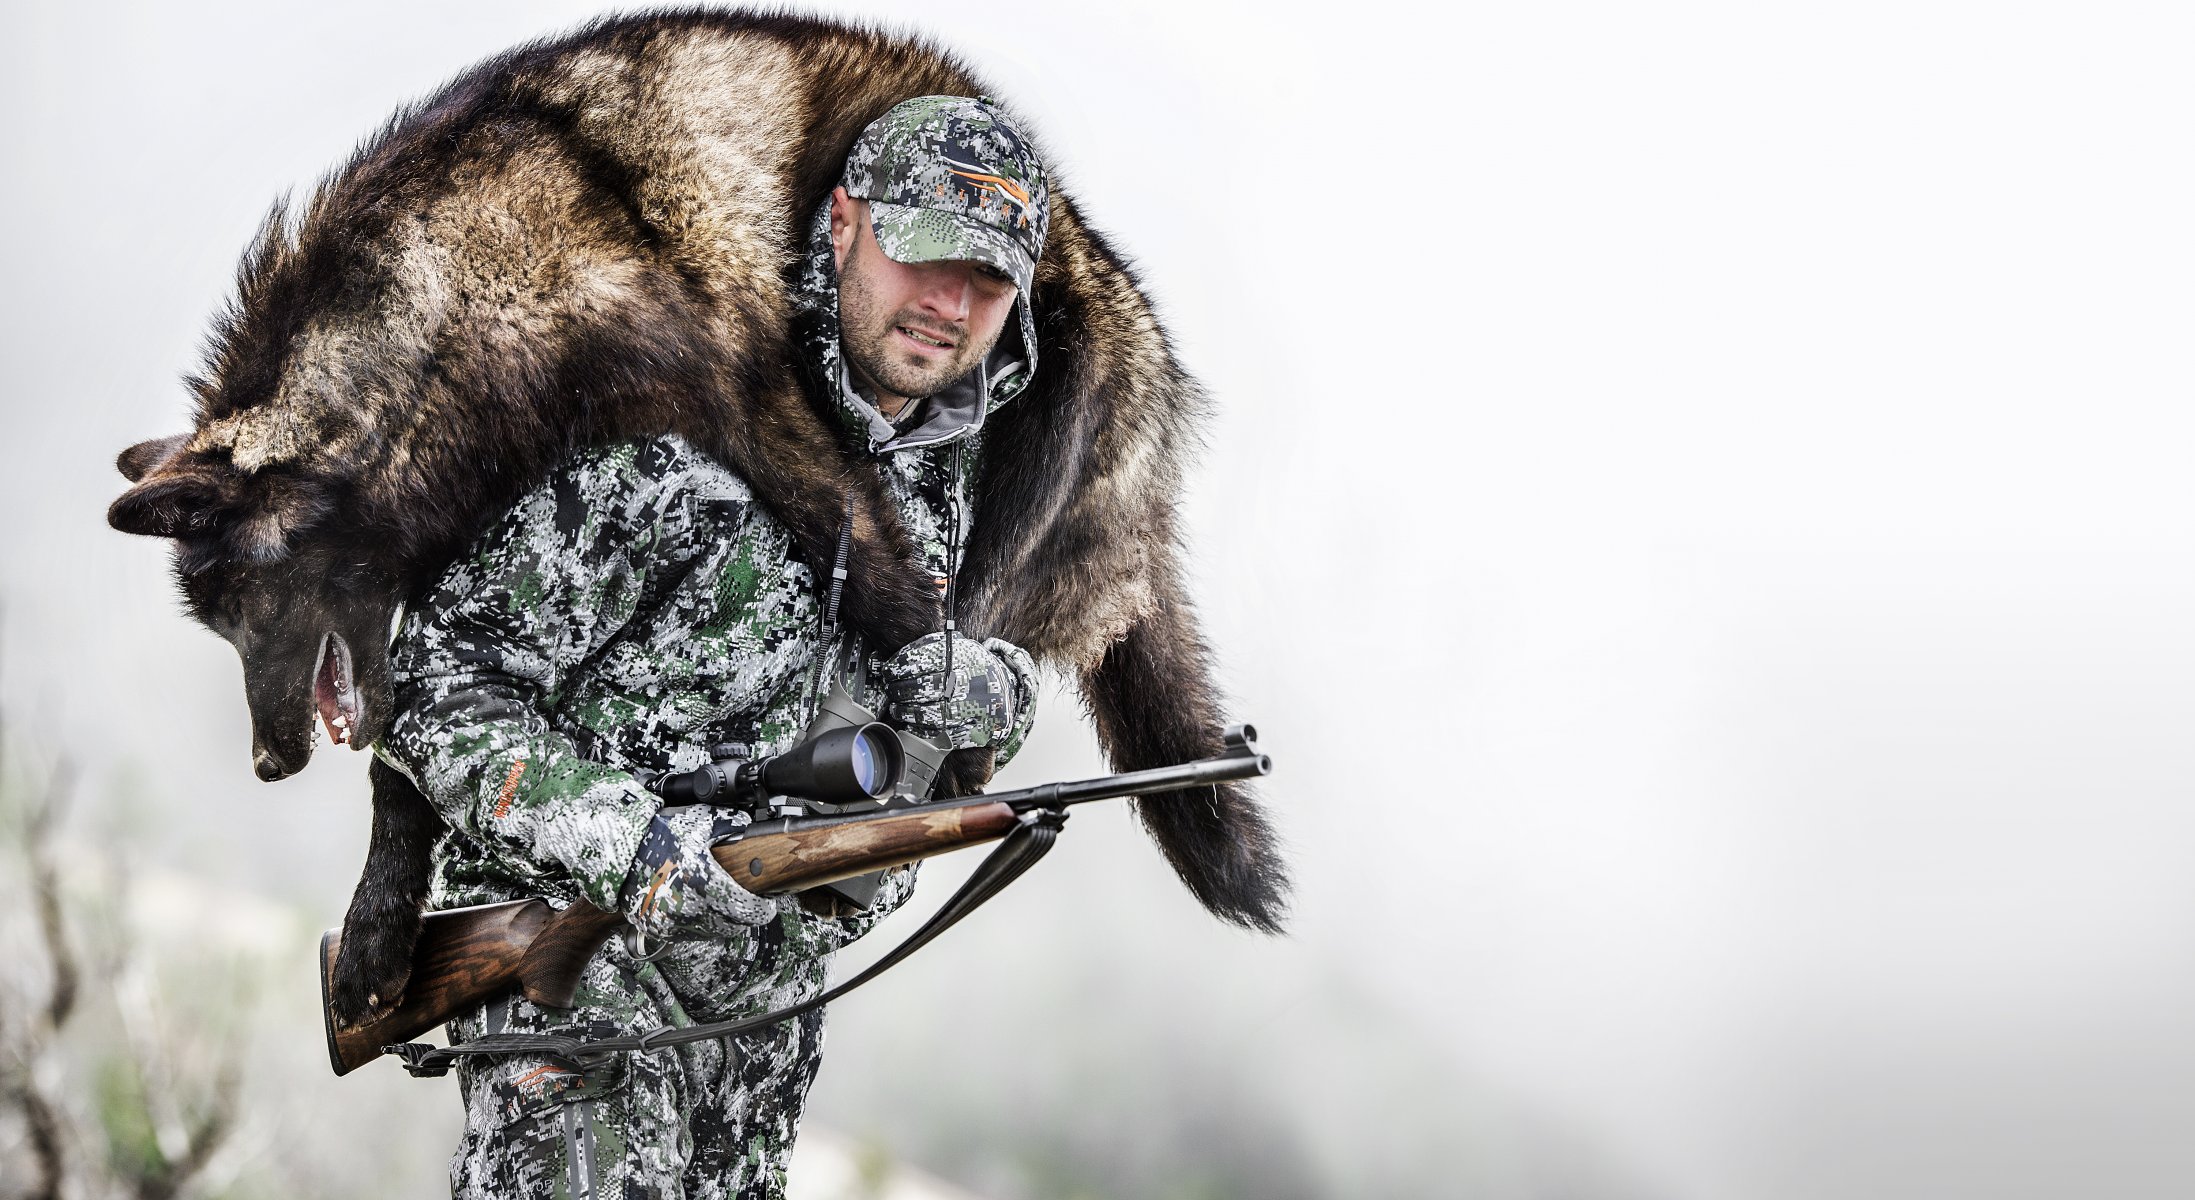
[5,2,2194,1197]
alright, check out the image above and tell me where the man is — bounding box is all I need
[377,96,1049,1200]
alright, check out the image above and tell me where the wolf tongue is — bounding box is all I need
[315,638,350,746]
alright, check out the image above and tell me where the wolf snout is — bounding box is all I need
[253,746,296,782]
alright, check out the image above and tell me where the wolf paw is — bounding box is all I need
[329,915,419,1030]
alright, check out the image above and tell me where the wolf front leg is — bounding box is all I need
[328,757,446,1028]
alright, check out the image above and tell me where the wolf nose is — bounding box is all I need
[253,750,289,782]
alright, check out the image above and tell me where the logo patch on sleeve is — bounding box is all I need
[492,759,527,819]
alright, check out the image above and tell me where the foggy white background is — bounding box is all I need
[5,1,2194,1197]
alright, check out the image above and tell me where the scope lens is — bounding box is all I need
[849,729,882,795]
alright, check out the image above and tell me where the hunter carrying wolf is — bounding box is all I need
[376,97,1054,1197]
[105,12,1292,1196]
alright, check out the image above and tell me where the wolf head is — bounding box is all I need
[101,112,746,780]
[108,159,498,774]
[107,194,410,777]
[109,427,400,780]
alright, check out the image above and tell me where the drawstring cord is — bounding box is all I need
[821,492,853,643]
[942,440,965,692]
[803,493,857,723]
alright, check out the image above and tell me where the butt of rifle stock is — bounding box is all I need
[321,899,552,1076]
[515,899,626,1009]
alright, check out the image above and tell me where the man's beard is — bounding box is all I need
[837,240,1006,404]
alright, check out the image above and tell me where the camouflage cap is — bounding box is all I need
[841,95,1050,295]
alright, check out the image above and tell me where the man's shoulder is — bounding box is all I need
[556,435,752,500]
[527,434,759,532]
[448,436,759,572]
[405,435,777,634]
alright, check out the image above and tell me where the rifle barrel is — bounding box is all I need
[717,741,1272,895]
[998,745,1274,812]
[748,742,1273,841]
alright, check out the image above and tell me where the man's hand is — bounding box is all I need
[877,631,1033,750]
[618,806,778,943]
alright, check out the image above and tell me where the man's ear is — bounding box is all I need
[829,186,860,271]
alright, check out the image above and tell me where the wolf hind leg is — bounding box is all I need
[329,757,445,1029]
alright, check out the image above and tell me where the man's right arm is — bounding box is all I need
[375,442,702,914]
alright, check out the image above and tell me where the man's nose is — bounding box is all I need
[913,265,973,322]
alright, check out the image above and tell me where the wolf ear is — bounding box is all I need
[117,434,190,482]
[108,469,240,539]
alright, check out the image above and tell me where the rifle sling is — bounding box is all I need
[385,805,1067,1078]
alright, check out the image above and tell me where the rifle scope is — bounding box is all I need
[657,723,904,809]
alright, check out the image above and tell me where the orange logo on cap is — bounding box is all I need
[943,156,1034,226]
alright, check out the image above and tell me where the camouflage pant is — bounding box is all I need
[445,935,832,1200]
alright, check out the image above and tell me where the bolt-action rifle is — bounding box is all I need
[320,722,1272,1075]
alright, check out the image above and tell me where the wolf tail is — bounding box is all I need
[1080,587,1292,934]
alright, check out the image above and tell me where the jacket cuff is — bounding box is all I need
[983,637,1040,769]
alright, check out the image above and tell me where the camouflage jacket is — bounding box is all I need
[375,431,1039,985]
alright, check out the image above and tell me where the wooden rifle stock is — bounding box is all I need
[718,800,1021,893]
[323,728,1270,1075]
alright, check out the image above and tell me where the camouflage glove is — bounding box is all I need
[877,631,1033,750]
[617,806,778,944]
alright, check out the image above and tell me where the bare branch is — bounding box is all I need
[1,693,80,1200]
[15,1077,66,1200]
[133,1054,241,1200]
[29,759,80,1032]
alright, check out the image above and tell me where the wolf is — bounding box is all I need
[107,9,1288,1027]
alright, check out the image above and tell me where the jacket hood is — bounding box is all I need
[791,199,1038,456]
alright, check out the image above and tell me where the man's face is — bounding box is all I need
[830,187,1019,409]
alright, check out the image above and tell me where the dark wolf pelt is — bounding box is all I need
[107,9,1289,1025]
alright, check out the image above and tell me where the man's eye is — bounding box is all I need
[975,266,1013,286]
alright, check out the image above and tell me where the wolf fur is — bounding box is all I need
[108,9,1289,1024]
